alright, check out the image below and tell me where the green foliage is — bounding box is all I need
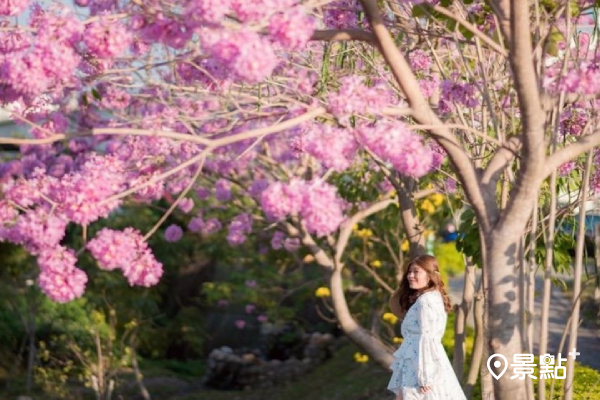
[456,208,482,267]
[434,241,466,283]
[533,360,600,399]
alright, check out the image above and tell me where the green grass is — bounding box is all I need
[174,341,392,400]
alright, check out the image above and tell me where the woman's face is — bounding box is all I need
[406,264,430,290]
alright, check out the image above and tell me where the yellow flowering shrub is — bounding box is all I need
[353,352,369,363]
[382,312,399,324]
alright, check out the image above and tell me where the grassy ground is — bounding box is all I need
[142,341,393,400]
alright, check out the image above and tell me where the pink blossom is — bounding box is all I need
[215,179,232,201]
[358,121,434,178]
[165,224,183,242]
[227,213,253,245]
[409,49,433,71]
[558,161,576,176]
[303,124,358,171]
[36,246,87,303]
[38,266,87,303]
[261,180,304,221]
[202,29,278,83]
[327,76,395,121]
[269,8,315,51]
[188,0,231,25]
[257,314,268,323]
[235,319,246,329]
[84,18,131,58]
[188,216,204,233]
[0,0,30,16]
[324,1,360,29]
[245,280,257,288]
[122,249,163,287]
[178,198,195,213]
[300,180,346,237]
[271,231,285,250]
[201,218,222,235]
[87,228,164,286]
[245,304,256,314]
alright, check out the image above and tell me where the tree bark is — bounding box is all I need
[454,262,476,381]
[487,231,530,399]
[329,263,393,369]
[465,283,484,399]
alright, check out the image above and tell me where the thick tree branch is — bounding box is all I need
[499,0,546,232]
[359,0,494,232]
[481,136,522,185]
[285,221,334,270]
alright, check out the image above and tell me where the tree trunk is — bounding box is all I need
[487,233,529,399]
[329,264,393,369]
[454,262,476,381]
[465,283,484,399]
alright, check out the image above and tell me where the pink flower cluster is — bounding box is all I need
[269,8,315,51]
[37,246,88,303]
[440,77,480,109]
[227,213,253,245]
[188,215,222,236]
[231,0,295,22]
[556,61,600,95]
[323,0,360,29]
[261,179,346,237]
[0,0,30,16]
[84,18,131,58]
[303,124,358,171]
[327,76,394,121]
[53,155,127,225]
[201,29,278,83]
[165,224,183,242]
[87,227,164,287]
[358,120,434,178]
[187,0,232,25]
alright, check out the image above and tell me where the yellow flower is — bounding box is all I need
[401,239,409,252]
[354,352,369,363]
[382,312,399,324]
[315,287,331,298]
[352,223,359,232]
[370,260,382,268]
[420,199,435,214]
[356,228,374,238]
[429,193,445,206]
[393,337,403,344]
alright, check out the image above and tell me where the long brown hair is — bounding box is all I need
[389,254,453,318]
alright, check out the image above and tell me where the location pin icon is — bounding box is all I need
[487,354,508,380]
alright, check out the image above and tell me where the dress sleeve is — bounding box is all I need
[417,292,446,387]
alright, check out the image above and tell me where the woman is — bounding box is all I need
[387,254,466,400]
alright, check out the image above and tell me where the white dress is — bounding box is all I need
[387,290,467,399]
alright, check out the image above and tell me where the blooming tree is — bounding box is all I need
[2,0,600,398]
